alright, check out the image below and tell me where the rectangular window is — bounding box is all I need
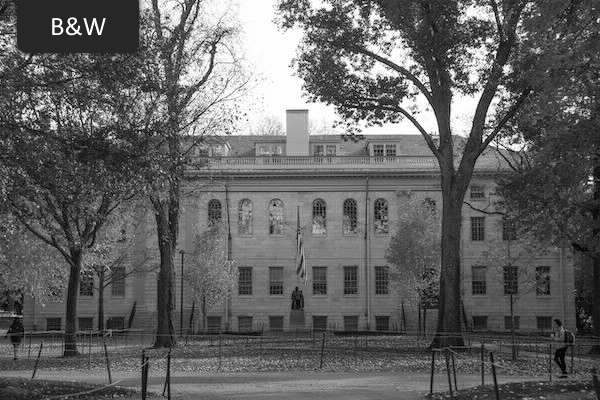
[312,267,327,295]
[207,316,222,333]
[537,316,552,331]
[111,267,126,296]
[470,185,485,200]
[472,316,488,331]
[269,267,284,295]
[504,316,520,331]
[344,316,359,332]
[238,316,253,332]
[313,316,327,331]
[238,267,253,295]
[375,316,390,331]
[503,265,518,295]
[502,217,517,241]
[373,144,384,156]
[80,270,94,296]
[536,266,551,295]
[471,266,487,295]
[385,144,397,156]
[471,217,485,241]
[46,318,61,331]
[344,266,358,295]
[326,145,336,155]
[269,316,284,332]
[375,266,389,295]
[78,317,93,331]
[313,144,324,156]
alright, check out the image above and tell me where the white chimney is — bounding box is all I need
[285,109,309,156]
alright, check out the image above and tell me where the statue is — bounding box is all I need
[291,286,304,310]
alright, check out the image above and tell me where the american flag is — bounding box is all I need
[296,227,307,284]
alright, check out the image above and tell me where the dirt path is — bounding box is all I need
[1,369,546,399]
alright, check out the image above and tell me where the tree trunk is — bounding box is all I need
[98,267,105,331]
[431,186,466,348]
[510,294,517,360]
[64,249,82,357]
[153,201,177,348]
[591,256,600,354]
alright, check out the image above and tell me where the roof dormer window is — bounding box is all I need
[313,144,336,156]
[371,144,396,157]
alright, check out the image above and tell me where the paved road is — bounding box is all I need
[1,369,545,399]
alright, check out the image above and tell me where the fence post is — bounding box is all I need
[444,349,454,399]
[591,368,600,400]
[570,343,574,374]
[490,352,499,400]
[32,342,43,379]
[163,349,171,399]
[218,333,222,371]
[28,334,32,359]
[481,343,485,387]
[103,341,112,384]
[451,349,457,390]
[429,350,436,396]
[319,332,326,369]
[141,350,147,400]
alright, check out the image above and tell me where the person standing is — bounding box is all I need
[5,317,24,360]
[550,318,568,378]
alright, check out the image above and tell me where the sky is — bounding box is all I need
[237,1,476,136]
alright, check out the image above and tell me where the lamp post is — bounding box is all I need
[179,250,185,337]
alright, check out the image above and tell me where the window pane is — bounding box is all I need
[326,145,336,155]
[344,266,358,295]
[208,199,222,226]
[471,266,487,295]
[375,316,390,331]
[503,266,518,295]
[373,144,384,156]
[80,270,94,296]
[312,267,327,295]
[470,185,485,200]
[111,267,126,296]
[343,199,358,235]
[238,199,253,235]
[312,199,327,235]
[269,199,284,235]
[472,316,488,331]
[375,266,389,295]
[238,267,252,295]
[313,316,327,331]
[238,316,253,332]
[269,267,283,295]
[374,198,388,234]
[536,266,551,295]
[471,217,485,241]
[314,145,324,156]
[385,145,396,156]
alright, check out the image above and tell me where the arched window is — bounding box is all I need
[238,199,253,235]
[343,198,358,235]
[269,199,284,235]
[374,198,388,234]
[312,199,327,235]
[208,199,222,226]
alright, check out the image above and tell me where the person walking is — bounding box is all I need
[5,317,24,360]
[550,318,568,378]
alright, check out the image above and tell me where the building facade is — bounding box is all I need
[23,110,576,334]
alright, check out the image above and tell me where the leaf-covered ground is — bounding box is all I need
[430,379,597,399]
[0,377,145,399]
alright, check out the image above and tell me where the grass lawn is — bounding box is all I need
[0,377,144,399]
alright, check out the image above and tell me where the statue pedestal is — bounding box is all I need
[290,309,305,331]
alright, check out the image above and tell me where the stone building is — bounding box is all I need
[23,110,576,334]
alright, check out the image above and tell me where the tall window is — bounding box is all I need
[238,267,252,295]
[269,267,284,295]
[312,199,327,234]
[343,199,358,234]
[375,316,390,331]
[503,265,518,295]
[470,185,485,200]
[472,266,487,295]
[269,199,284,235]
[80,270,94,296]
[238,199,253,235]
[536,266,551,295]
[312,267,327,295]
[208,199,222,226]
[502,217,517,241]
[375,266,389,295]
[472,316,488,331]
[471,217,485,241]
[344,266,358,295]
[374,198,388,234]
[111,266,126,296]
